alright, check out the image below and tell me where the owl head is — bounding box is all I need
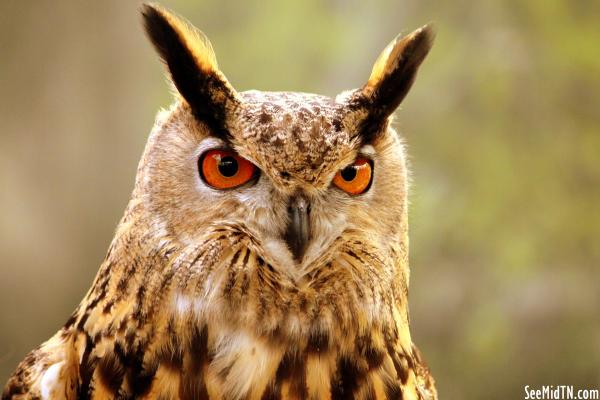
[136,5,433,287]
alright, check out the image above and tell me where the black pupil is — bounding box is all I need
[218,156,238,177]
[341,166,357,181]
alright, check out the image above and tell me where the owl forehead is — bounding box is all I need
[231,91,358,189]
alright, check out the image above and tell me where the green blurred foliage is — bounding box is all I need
[0,0,599,398]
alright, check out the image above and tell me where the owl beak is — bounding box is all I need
[284,196,311,261]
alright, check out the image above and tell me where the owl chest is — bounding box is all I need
[145,327,329,399]
[142,333,421,400]
[61,298,416,399]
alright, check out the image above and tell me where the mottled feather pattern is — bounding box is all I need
[5,208,433,399]
[3,3,436,399]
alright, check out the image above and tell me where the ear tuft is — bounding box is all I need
[142,3,219,74]
[141,3,239,140]
[350,24,435,142]
[366,24,435,97]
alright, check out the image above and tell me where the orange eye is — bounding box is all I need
[333,158,373,195]
[199,149,258,189]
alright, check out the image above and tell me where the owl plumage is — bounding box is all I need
[3,4,436,400]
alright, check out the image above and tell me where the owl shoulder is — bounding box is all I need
[2,330,79,400]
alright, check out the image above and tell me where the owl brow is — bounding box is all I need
[358,118,387,146]
[357,144,376,158]
[342,95,387,146]
[211,131,233,148]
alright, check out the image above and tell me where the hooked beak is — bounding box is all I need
[284,195,311,261]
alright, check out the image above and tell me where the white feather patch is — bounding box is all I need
[210,329,282,398]
[40,361,64,400]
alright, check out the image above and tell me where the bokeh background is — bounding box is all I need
[1,0,599,398]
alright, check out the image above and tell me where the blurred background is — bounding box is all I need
[1,0,599,398]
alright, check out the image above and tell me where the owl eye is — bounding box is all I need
[199,149,258,189]
[333,158,373,195]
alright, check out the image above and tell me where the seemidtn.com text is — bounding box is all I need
[525,385,599,400]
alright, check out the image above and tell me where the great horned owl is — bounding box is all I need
[3,4,435,400]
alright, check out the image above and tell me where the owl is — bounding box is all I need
[3,4,436,400]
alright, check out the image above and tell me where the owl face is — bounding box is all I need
[141,90,408,274]
[140,5,432,282]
